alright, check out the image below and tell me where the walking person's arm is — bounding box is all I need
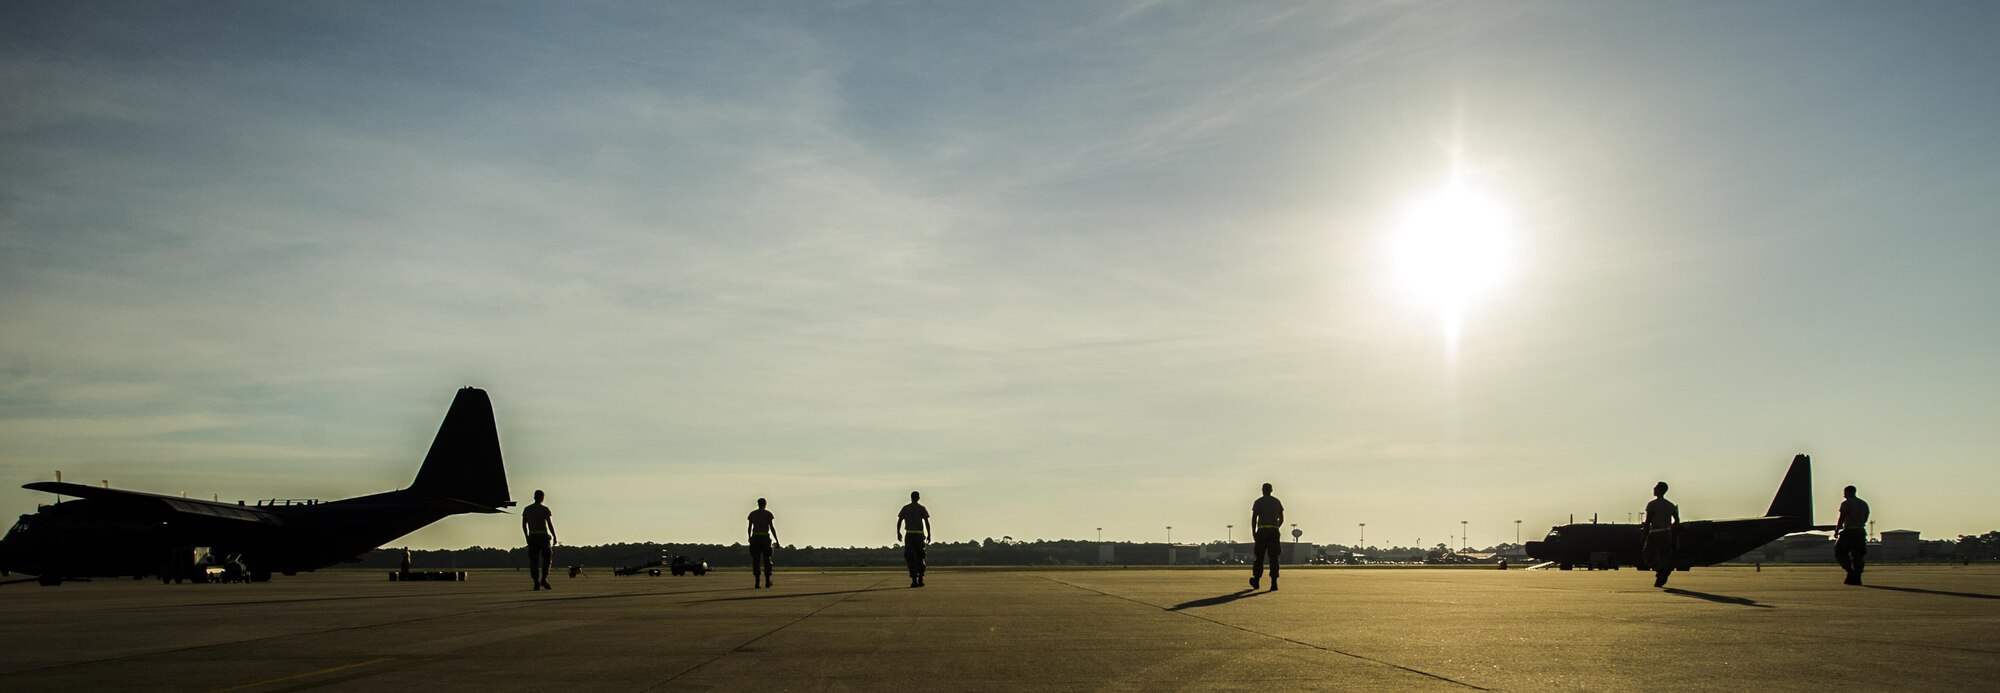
[922,517,931,544]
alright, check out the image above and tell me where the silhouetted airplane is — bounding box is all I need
[1,387,513,585]
[1524,454,1827,571]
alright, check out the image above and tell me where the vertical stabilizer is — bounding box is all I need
[1764,453,1812,521]
[409,387,514,508]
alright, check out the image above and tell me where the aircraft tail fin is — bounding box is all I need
[409,387,514,508]
[1764,453,1812,521]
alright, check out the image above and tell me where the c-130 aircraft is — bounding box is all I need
[1525,454,1830,571]
[1,388,513,585]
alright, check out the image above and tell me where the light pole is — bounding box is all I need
[1166,526,1172,544]
[1097,527,1102,542]
[1514,520,1522,545]
[1226,524,1233,544]
[1461,521,1468,551]
[1359,523,1366,546]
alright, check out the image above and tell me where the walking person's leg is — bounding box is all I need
[1250,532,1267,589]
[528,540,548,590]
[539,542,554,589]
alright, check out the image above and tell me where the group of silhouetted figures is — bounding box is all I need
[512,485,1293,592]
[1644,482,1871,588]
[512,488,931,590]
[515,481,1873,592]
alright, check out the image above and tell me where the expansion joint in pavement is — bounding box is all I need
[647,577,890,690]
[1034,575,1492,691]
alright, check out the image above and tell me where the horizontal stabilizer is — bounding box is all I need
[429,496,509,515]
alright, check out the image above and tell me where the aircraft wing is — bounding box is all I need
[23,482,286,526]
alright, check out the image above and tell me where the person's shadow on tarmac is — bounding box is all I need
[1169,589,1265,611]
[1662,587,1771,608]
[1863,585,2000,600]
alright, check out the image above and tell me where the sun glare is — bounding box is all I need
[1394,183,1511,322]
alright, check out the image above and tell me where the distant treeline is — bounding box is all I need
[354,531,2000,571]
[1954,532,2000,561]
[357,538,1408,570]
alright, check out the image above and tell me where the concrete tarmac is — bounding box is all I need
[2,565,1995,691]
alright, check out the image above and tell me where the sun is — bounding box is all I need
[1393,182,1511,322]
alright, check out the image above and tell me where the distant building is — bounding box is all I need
[1918,539,1959,561]
[1744,533,1836,563]
[1735,530,1956,564]
[1192,541,1317,564]
[1879,530,1920,562]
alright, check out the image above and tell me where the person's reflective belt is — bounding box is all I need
[752,530,770,537]
[1257,524,1279,530]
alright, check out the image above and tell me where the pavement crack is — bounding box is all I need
[649,577,888,690]
[1035,575,1493,691]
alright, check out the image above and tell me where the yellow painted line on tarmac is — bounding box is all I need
[208,657,394,692]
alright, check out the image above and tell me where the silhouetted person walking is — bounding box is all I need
[898,491,930,588]
[399,546,412,580]
[747,498,778,589]
[1835,485,1870,586]
[1643,481,1679,588]
[523,489,557,591]
[1250,483,1284,591]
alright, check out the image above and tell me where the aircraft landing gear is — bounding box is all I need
[1558,563,1572,570]
[37,574,61,586]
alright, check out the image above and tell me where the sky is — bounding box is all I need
[3,2,1997,551]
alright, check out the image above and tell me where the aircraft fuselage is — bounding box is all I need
[1524,516,1809,570]
[1523,454,1821,570]
[3,492,459,581]
[0,387,511,584]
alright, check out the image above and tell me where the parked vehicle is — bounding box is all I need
[669,555,709,576]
